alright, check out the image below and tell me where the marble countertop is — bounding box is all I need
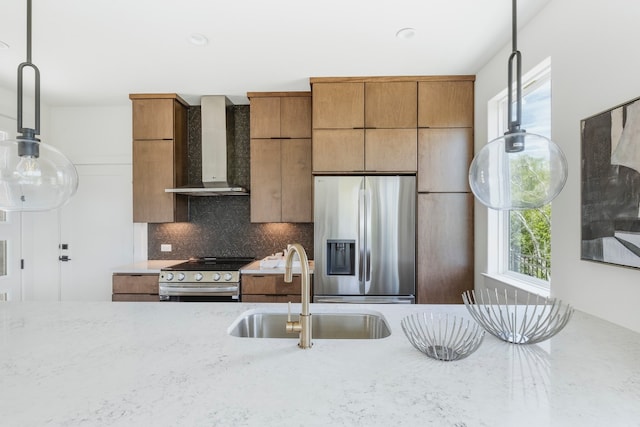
[240,259,315,274]
[1,302,639,427]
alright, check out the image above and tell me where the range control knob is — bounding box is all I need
[213,273,221,281]
[177,273,186,281]
[224,273,233,281]
[165,273,174,281]
[195,273,203,281]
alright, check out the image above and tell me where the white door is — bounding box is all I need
[0,129,23,301]
[59,164,134,301]
[22,164,134,301]
[0,210,23,301]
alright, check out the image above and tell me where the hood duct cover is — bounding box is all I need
[166,95,248,196]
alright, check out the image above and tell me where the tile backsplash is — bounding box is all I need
[148,104,314,260]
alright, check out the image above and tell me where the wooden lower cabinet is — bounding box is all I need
[112,273,159,302]
[241,274,311,303]
[417,193,474,304]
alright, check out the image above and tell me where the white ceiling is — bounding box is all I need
[0,0,550,107]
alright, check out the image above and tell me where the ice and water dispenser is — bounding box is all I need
[326,240,356,276]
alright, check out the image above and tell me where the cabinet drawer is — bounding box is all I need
[112,294,160,302]
[242,275,302,295]
[112,274,159,294]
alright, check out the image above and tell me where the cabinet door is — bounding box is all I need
[250,97,281,138]
[282,139,312,222]
[312,129,365,172]
[112,274,159,294]
[418,128,472,192]
[417,193,473,304]
[418,81,474,128]
[365,81,417,128]
[132,98,174,140]
[365,129,417,172]
[312,82,364,129]
[281,96,312,138]
[250,139,282,222]
[133,140,176,223]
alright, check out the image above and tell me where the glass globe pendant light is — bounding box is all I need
[468,0,567,210]
[0,0,78,212]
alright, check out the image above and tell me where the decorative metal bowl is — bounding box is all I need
[462,288,574,345]
[401,312,485,361]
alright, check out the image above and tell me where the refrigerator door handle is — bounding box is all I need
[365,188,372,284]
[358,188,366,284]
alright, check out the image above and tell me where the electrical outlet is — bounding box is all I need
[0,292,8,301]
[160,244,172,252]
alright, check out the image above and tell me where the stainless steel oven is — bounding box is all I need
[159,257,254,302]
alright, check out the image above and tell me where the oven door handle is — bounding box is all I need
[159,285,239,294]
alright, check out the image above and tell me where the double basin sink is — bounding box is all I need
[228,309,391,340]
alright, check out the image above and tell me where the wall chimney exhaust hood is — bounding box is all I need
[165,95,249,196]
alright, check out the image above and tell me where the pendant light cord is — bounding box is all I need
[506,0,522,135]
[17,0,41,140]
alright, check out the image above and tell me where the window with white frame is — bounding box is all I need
[488,59,552,292]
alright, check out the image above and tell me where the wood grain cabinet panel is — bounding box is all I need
[418,81,474,128]
[365,81,417,128]
[311,79,418,173]
[112,273,159,302]
[312,129,365,172]
[249,97,281,138]
[417,193,474,304]
[250,139,282,223]
[130,94,188,223]
[248,92,312,223]
[312,82,364,129]
[418,128,473,192]
[241,274,305,303]
[281,139,313,222]
[365,129,417,172]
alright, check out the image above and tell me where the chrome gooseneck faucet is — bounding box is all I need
[284,243,312,349]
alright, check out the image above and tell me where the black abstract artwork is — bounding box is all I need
[581,96,640,268]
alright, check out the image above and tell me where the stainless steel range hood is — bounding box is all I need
[165,95,248,196]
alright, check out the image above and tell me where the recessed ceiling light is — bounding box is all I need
[395,28,416,39]
[0,41,9,50]
[188,33,209,46]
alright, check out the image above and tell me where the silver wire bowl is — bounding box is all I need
[401,312,485,361]
[462,288,574,345]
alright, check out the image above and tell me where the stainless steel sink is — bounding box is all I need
[228,310,391,339]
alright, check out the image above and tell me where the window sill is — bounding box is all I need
[481,272,550,298]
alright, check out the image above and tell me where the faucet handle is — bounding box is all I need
[286,301,301,334]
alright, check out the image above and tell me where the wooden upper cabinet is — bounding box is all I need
[250,139,282,223]
[365,81,417,128]
[418,81,474,128]
[365,129,417,172]
[281,96,312,138]
[281,139,313,222]
[312,129,365,172]
[250,97,281,138]
[249,93,311,138]
[248,92,312,223]
[130,93,188,223]
[418,128,473,192]
[312,82,364,129]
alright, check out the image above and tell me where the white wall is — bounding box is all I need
[474,0,640,332]
[0,88,137,301]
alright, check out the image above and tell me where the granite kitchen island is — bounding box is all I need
[1,301,639,427]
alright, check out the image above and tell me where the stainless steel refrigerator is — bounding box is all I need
[313,175,416,303]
